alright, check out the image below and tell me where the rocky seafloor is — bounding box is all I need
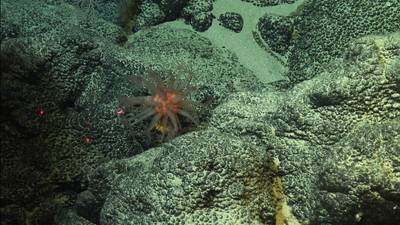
[1,0,399,225]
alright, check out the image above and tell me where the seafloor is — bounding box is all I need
[1,0,399,225]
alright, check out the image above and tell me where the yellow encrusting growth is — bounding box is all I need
[271,158,301,225]
[273,175,286,225]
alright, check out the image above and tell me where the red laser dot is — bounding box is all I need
[83,135,93,144]
[36,108,46,117]
[116,108,125,116]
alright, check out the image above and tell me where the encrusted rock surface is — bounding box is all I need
[87,129,272,224]
[288,0,400,83]
[74,33,399,225]
[211,32,400,224]
[63,0,215,32]
[0,0,257,223]
[218,12,244,33]
[1,0,399,224]
[258,14,294,54]
[181,0,214,32]
[241,0,297,7]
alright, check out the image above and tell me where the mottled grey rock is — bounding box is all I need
[0,1,260,224]
[182,0,214,32]
[79,32,398,225]
[3,0,399,225]
[135,1,165,30]
[210,32,400,224]
[74,190,102,224]
[285,33,399,224]
[288,0,400,83]
[318,120,400,225]
[123,26,259,103]
[241,0,297,7]
[135,0,216,32]
[218,12,244,33]
[136,0,215,32]
[60,0,121,27]
[258,14,294,54]
[62,0,216,32]
[87,129,272,225]
[54,209,96,225]
[0,0,128,223]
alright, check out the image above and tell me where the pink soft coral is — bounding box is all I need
[120,69,198,140]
